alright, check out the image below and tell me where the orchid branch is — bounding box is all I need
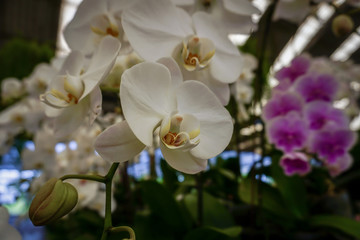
[59,163,132,240]
[109,226,136,240]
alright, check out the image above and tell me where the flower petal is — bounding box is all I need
[160,141,207,174]
[80,36,121,101]
[89,87,102,124]
[94,120,146,162]
[210,51,243,83]
[223,0,261,16]
[193,11,239,55]
[108,0,137,13]
[53,98,89,139]
[64,0,107,52]
[157,57,184,89]
[120,62,177,146]
[197,70,230,105]
[175,81,233,159]
[122,0,193,61]
[58,51,85,76]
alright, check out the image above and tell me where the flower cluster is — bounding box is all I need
[263,54,358,177]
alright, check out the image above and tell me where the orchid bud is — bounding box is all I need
[29,178,78,226]
[332,14,354,37]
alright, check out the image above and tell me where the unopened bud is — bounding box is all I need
[332,14,354,37]
[29,178,78,226]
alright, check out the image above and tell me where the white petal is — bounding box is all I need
[157,57,184,89]
[176,81,233,159]
[80,36,121,101]
[195,69,230,105]
[89,87,102,124]
[220,13,257,34]
[58,51,85,76]
[108,0,137,13]
[120,62,176,146]
[273,0,311,24]
[193,12,238,55]
[0,207,21,240]
[171,0,195,6]
[122,0,193,61]
[210,51,243,83]
[64,0,107,51]
[192,12,243,82]
[180,114,200,138]
[94,121,146,162]
[160,141,207,174]
[43,103,63,117]
[54,98,89,139]
[223,0,261,16]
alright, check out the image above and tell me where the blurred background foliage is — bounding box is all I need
[0,38,54,80]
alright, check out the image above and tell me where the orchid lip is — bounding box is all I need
[90,14,120,38]
[40,75,85,109]
[160,113,200,150]
[181,35,215,71]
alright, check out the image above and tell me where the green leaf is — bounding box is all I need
[218,168,236,181]
[160,159,178,193]
[184,190,234,228]
[309,215,360,238]
[133,213,175,240]
[184,226,242,240]
[220,226,243,237]
[140,180,192,232]
[271,155,308,219]
[238,177,291,219]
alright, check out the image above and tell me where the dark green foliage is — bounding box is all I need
[0,38,54,80]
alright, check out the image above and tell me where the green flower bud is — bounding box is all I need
[29,178,78,226]
[332,14,354,37]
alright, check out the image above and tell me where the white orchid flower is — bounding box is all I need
[172,0,260,34]
[273,0,311,24]
[0,98,45,135]
[21,125,57,175]
[24,63,57,97]
[1,77,24,101]
[64,0,137,56]
[95,59,233,174]
[40,36,121,138]
[122,0,243,86]
[0,207,22,240]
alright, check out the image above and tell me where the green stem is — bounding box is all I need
[101,162,120,240]
[60,174,105,183]
[59,163,128,240]
[196,172,203,227]
[109,226,136,240]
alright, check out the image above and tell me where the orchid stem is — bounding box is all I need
[60,174,105,183]
[196,172,203,227]
[60,163,122,240]
[101,162,120,240]
[109,226,136,240]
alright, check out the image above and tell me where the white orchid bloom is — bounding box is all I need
[67,179,100,208]
[0,98,45,135]
[95,59,233,174]
[21,125,57,175]
[1,77,24,101]
[64,0,137,56]
[0,130,13,155]
[122,0,243,87]
[172,0,260,34]
[273,0,311,24]
[40,36,121,138]
[0,207,22,240]
[24,63,57,97]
